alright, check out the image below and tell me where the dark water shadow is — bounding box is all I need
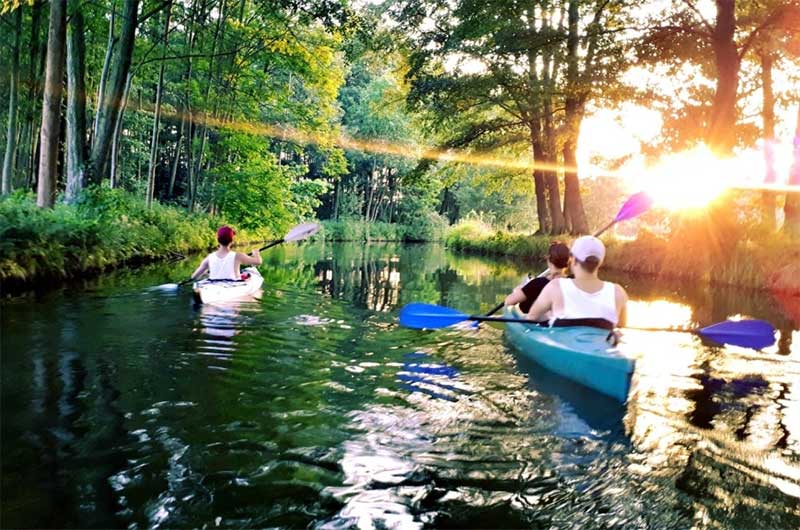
[514,354,628,444]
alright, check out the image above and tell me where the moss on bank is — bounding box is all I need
[444,219,800,295]
[0,188,273,287]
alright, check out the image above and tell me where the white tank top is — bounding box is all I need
[558,279,618,325]
[208,251,237,280]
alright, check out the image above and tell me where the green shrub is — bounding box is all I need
[445,220,568,259]
[0,187,273,284]
[320,218,445,242]
[402,212,448,242]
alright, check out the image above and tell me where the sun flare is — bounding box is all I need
[621,146,732,212]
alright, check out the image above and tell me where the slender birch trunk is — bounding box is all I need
[36,0,68,208]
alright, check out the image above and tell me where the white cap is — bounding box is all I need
[571,236,605,263]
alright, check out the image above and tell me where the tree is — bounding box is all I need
[145,0,172,208]
[394,0,633,234]
[643,0,800,155]
[785,107,800,238]
[1,5,22,195]
[65,0,88,203]
[89,0,139,181]
[36,0,67,208]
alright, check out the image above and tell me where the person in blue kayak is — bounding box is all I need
[190,226,262,281]
[504,241,570,313]
[526,236,628,328]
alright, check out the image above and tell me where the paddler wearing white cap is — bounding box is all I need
[525,235,628,328]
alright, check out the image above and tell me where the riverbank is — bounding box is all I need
[0,188,273,291]
[445,219,800,295]
[321,215,447,242]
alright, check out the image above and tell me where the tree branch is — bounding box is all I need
[738,6,795,60]
[681,0,714,32]
[139,0,171,26]
[135,46,249,68]
[648,24,712,40]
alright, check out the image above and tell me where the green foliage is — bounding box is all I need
[0,187,271,284]
[445,218,552,257]
[445,208,798,291]
[402,211,448,242]
[320,217,445,242]
[208,132,329,231]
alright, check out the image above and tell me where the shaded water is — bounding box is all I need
[2,242,799,529]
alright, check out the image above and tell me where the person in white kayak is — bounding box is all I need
[190,226,262,281]
[525,235,628,328]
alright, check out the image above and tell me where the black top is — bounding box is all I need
[519,276,550,313]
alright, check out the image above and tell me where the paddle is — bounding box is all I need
[154,222,320,290]
[484,191,654,317]
[399,303,777,350]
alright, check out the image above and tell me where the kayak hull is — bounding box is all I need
[504,306,635,402]
[193,267,264,304]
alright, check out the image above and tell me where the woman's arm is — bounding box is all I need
[191,257,209,280]
[615,284,629,328]
[504,287,527,307]
[237,249,262,266]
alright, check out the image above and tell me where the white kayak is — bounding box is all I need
[192,267,264,304]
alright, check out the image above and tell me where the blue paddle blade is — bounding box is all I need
[399,303,471,329]
[697,319,777,349]
[614,191,654,222]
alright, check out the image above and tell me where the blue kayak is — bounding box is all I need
[504,306,635,402]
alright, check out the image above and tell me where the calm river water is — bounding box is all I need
[2,242,799,529]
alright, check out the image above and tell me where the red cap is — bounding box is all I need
[217,226,235,245]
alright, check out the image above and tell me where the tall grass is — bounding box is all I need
[445,219,555,258]
[445,219,800,293]
[0,188,273,285]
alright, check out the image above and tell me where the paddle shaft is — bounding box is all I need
[259,238,284,252]
[484,219,620,316]
[465,314,706,335]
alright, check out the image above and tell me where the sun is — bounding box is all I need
[622,145,731,212]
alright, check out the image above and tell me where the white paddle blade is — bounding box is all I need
[284,222,320,242]
[149,283,180,291]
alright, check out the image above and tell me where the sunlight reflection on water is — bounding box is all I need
[1,243,798,529]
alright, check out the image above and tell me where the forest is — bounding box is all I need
[0,0,799,285]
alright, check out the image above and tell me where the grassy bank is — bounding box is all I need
[321,215,447,242]
[445,219,800,294]
[0,188,273,287]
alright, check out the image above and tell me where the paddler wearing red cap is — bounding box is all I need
[525,236,628,328]
[190,226,263,281]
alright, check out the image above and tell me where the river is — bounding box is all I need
[2,242,799,528]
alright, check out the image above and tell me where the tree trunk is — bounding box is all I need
[184,0,198,210]
[530,124,550,234]
[36,0,67,208]
[561,0,589,234]
[187,120,196,210]
[784,107,800,238]
[2,7,22,195]
[541,26,564,234]
[542,110,564,234]
[168,115,185,197]
[146,0,173,208]
[94,2,117,144]
[22,1,44,189]
[110,72,132,188]
[760,50,776,229]
[708,0,740,156]
[65,0,88,204]
[89,0,139,182]
[191,0,226,199]
[562,140,588,234]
